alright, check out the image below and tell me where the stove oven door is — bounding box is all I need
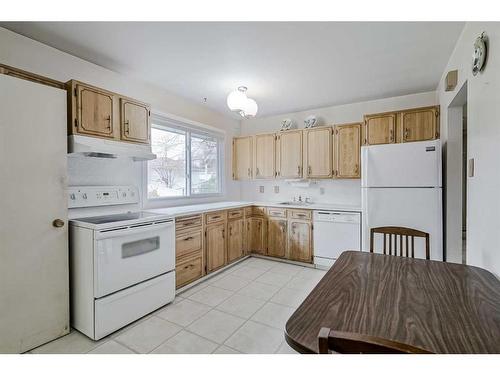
[94,220,175,298]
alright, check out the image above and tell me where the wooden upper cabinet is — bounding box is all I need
[304,127,333,178]
[277,130,303,178]
[227,218,244,263]
[75,83,115,138]
[400,106,439,143]
[206,222,226,273]
[335,123,361,179]
[67,80,152,145]
[254,133,275,179]
[267,218,287,258]
[288,220,312,263]
[120,98,150,144]
[233,136,253,180]
[363,113,396,145]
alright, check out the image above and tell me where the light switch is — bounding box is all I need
[259,186,265,193]
[468,158,475,177]
[274,185,279,193]
[320,187,325,195]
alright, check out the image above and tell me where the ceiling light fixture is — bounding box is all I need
[227,86,258,118]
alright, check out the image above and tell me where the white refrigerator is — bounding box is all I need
[361,140,443,260]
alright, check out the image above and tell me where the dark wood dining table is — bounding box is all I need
[285,251,500,354]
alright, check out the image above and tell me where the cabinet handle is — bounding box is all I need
[124,120,130,134]
[354,164,359,174]
[297,165,301,175]
[222,229,225,238]
[183,236,193,241]
[389,128,394,142]
[247,168,251,177]
[105,115,111,130]
[404,128,409,140]
[229,226,233,236]
[308,165,312,175]
[256,167,260,176]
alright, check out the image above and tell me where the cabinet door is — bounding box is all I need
[254,133,275,178]
[335,123,361,178]
[227,219,244,263]
[364,113,396,145]
[77,84,114,138]
[120,98,150,144]
[305,127,333,178]
[288,220,312,263]
[401,107,439,142]
[206,223,226,272]
[247,217,266,255]
[233,136,253,180]
[267,218,287,258]
[278,130,303,178]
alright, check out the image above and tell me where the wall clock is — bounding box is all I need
[472,32,487,76]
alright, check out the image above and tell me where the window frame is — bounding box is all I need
[144,114,224,203]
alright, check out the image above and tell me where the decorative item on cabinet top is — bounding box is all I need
[472,32,488,76]
[304,115,318,128]
[280,118,295,131]
[66,80,155,161]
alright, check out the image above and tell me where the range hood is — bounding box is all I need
[68,135,156,161]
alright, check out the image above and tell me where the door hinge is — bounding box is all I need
[74,87,77,97]
[74,118,78,128]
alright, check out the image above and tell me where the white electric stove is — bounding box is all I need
[69,186,175,340]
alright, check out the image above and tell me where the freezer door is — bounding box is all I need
[361,187,442,261]
[361,140,441,187]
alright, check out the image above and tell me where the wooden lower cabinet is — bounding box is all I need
[227,218,245,263]
[176,253,204,288]
[206,222,227,273]
[247,217,267,255]
[267,218,287,258]
[288,220,313,263]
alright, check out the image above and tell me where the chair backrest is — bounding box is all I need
[370,226,430,260]
[317,328,432,354]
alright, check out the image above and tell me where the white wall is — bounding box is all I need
[437,22,500,276]
[0,27,241,210]
[240,92,438,206]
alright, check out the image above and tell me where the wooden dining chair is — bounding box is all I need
[370,226,430,260]
[317,328,432,354]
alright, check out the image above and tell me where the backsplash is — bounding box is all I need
[240,179,361,207]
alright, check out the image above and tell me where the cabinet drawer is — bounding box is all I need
[176,231,202,259]
[267,207,287,218]
[176,215,202,232]
[247,206,267,217]
[288,209,312,220]
[205,211,227,225]
[227,208,243,220]
[176,254,203,288]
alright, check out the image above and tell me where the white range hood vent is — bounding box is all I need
[68,135,156,161]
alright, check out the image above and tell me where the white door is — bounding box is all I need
[0,75,68,353]
[361,140,442,187]
[362,187,443,261]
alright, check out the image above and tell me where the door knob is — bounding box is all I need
[52,219,65,228]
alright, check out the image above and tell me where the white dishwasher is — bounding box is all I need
[313,210,361,268]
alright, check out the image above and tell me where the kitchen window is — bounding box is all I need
[146,115,223,200]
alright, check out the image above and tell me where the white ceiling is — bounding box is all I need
[2,22,464,118]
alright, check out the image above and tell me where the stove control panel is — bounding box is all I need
[68,186,139,208]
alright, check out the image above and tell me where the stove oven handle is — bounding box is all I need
[95,220,174,240]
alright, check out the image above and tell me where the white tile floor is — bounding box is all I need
[30,257,327,354]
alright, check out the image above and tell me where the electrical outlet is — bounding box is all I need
[274,185,279,193]
[320,187,325,195]
[259,186,265,193]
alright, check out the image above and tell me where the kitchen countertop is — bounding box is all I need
[145,201,362,218]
